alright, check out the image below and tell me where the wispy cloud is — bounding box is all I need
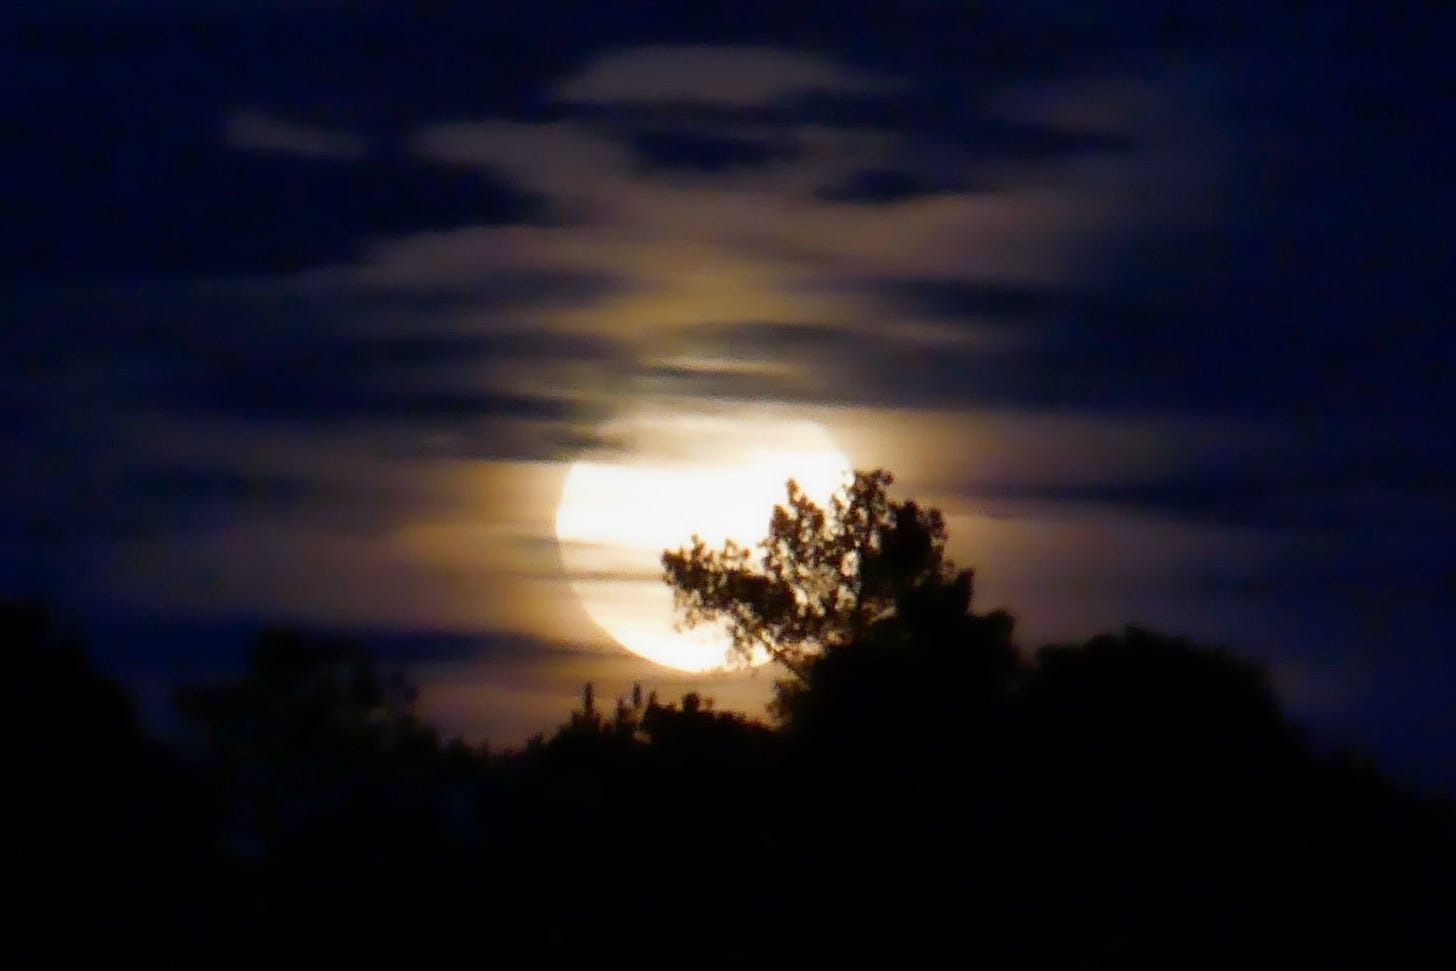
[225,109,368,159]
[553,45,898,108]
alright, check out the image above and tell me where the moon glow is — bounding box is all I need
[554,411,849,672]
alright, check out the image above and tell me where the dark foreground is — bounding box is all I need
[4,601,1454,969]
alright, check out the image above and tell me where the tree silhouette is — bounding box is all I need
[662,469,977,680]
[174,628,451,858]
[172,628,489,967]
[5,457,1456,968]
[1,601,216,965]
[663,469,1020,732]
[3,585,1454,968]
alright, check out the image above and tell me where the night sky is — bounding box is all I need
[4,1,1454,789]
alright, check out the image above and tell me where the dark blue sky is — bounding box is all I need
[3,1,1454,787]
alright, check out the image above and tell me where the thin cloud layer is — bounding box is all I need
[225,109,368,159]
[553,45,897,108]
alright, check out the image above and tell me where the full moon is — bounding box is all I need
[554,410,850,672]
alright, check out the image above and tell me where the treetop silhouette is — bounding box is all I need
[662,469,977,680]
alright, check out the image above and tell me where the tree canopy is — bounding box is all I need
[662,469,976,676]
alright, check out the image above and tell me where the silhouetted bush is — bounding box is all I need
[1,601,217,966]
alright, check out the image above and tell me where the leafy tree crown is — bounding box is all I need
[662,469,971,677]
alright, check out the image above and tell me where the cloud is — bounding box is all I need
[5,0,398,15]
[132,309,616,450]
[224,109,368,159]
[815,167,978,204]
[394,76,1148,435]
[412,121,632,215]
[624,127,800,173]
[1,275,631,481]
[553,45,896,108]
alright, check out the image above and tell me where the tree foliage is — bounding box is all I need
[173,628,450,857]
[175,627,428,762]
[662,469,974,679]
